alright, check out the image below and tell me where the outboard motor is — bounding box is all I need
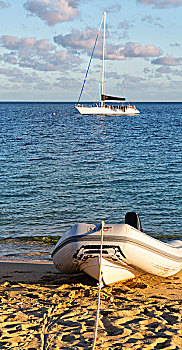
[125,212,143,232]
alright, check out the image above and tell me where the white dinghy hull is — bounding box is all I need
[52,222,182,285]
[80,256,141,285]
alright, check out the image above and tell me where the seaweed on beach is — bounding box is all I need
[0,235,60,244]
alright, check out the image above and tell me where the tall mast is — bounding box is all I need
[101,12,106,106]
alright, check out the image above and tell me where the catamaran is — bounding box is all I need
[75,12,140,116]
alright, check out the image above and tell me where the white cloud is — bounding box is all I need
[0,1,9,8]
[152,54,182,66]
[0,67,44,84]
[54,28,98,52]
[0,34,82,72]
[172,69,182,76]
[137,0,182,8]
[126,75,145,85]
[0,35,55,51]
[124,42,161,57]
[105,3,121,13]
[156,66,172,73]
[54,29,162,59]
[56,76,80,90]
[23,0,79,26]
[141,15,164,28]
[144,67,150,73]
[3,54,17,64]
[106,71,121,80]
[118,21,133,30]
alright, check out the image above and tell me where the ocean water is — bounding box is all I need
[0,102,181,261]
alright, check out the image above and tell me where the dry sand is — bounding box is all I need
[0,261,181,350]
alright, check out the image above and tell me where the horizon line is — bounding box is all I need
[0,100,182,103]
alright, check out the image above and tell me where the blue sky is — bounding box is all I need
[0,0,182,101]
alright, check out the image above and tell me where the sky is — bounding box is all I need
[0,0,182,102]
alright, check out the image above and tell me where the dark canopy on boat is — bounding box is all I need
[101,94,126,102]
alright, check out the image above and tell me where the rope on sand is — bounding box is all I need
[92,220,104,350]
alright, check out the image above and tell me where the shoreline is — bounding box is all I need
[0,261,181,349]
[0,260,58,283]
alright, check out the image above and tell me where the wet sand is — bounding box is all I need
[0,261,181,349]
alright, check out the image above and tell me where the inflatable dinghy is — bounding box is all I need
[52,213,182,285]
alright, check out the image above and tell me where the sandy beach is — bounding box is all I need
[0,261,181,350]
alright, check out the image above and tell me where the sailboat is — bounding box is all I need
[75,12,140,116]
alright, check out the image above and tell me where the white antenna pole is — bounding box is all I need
[101,12,106,106]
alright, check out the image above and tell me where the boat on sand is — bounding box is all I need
[52,212,182,285]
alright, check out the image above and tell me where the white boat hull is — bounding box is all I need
[76,13,140,117]
[52,223,182,285]
[80,256,142,285]
[75,105,140,115]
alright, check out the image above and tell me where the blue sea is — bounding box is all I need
[0,102,181,261]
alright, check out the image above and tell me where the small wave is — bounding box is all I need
[168,240,182,248]
[151,233,182,242]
